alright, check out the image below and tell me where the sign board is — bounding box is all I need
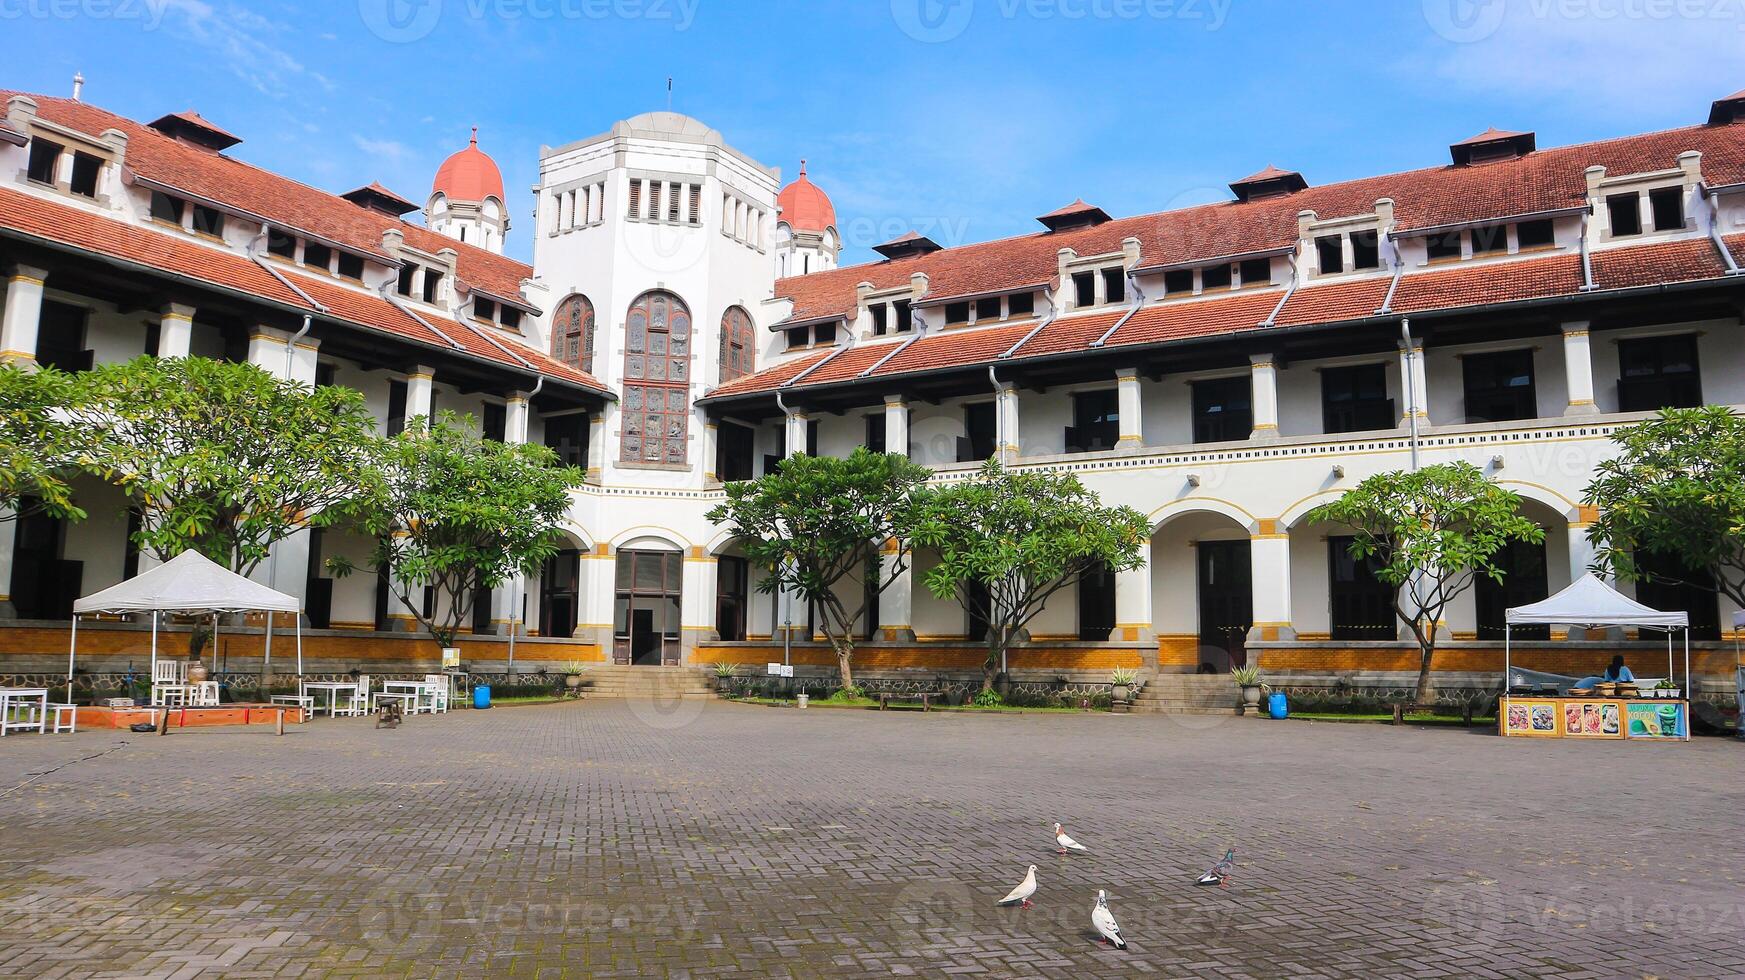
[441,647,461,669]
[766,663,793,677]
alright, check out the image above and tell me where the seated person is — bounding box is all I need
[1573,656,1635,691]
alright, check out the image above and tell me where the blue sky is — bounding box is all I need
[7,0,1744,265]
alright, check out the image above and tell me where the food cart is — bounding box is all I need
[1501,574,1689,742]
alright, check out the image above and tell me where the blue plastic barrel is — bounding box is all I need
[473,684,491,709]
[1268,691,1288,719]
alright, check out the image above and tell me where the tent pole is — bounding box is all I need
[66,614,78,687]
[1683,629,1691,741]
[295,616,303,676]
[150,612,158,689]
[263,610,273,676]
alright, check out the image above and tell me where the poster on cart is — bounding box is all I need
[1625,701,1686,739]
[1561,700,1623,739]
[1504,698,1561,737]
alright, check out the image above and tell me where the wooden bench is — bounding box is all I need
[878,691,941,712]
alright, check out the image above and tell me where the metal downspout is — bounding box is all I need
[1578,208,1597,292]
[1090,269,1146,348]
[248,229,329,313]
[999,284,1057,360]
[784,320,853,388]
[1375,224,1404,315]
[860,304,929,377]
[1701,185,1744,275]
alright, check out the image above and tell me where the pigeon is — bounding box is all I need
[1196,847,1236,887]
[1091,889,1126,949]
[1053,822,1089,855]
[997,865,1038,909]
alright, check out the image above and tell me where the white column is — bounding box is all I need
[682,547,718,659]
[0,512,16,618]
[387,529,421,632]
[877,538,914,641]
[247,326,290,377]
[784,411,809,456]
[1115,368,1143,450]
[1247,522,1295,641]
[884,395,910,457]
[702,421,719,481]
[289,335,320,385]
[1561,320,1598,415]
[504,392,530,445]
[996,382,1020,462]
[245,327,309,604]
[1114,549,1153,643]
[405,367,434,425]
[157,302,194,358]
[1398,338,1429,427]
[1249,353,1279,437]
[576,545,614,648]
[486,392,533,634]
[1,263,49,366]
[586,407,609,483]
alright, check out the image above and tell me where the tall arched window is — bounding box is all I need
[551,294,595,374]
[621,290,692,465]
[719,306,756,385]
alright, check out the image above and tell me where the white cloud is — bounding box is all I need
[156,0,335,99]
[354,135,413,162]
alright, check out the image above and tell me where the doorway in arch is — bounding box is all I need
[613,549,682,665]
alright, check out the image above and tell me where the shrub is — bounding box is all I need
[824,686,866,703]
[971,689,1004,708]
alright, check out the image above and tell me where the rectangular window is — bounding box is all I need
[386,380,408,437]
[1102,267,1126,304]
[628,179,642,218]
[1328,537,1397,640]
[1462,349,1537,423]
[944,301,970,324]
[892,299,913,332]
[647,181,661,221]
[960,401,996,462]
[1238,257,1272,286]
[544,412,590,468]
[1006,292,1034,317]
[267,228,296,258]
[1315,235,1343,275]
[314,362,336,389]
[814,321,837,345]
[1321,363,1393,434]
[68,152,101,197]
[688,184,702,225]
[1470,224,1509,255]
[717,421,754,482]
[335,251,364,281]
[26,138,61,184]
[716,555,749,641]
[36,301,90,373]
[1200,263,1232,290]
[1066,388,1119,453]
[501,307,522,330]
[1617,334,1702,412]
[1424,230,1463,261]
[1077,561,1116,641]
[396,264,415,296]
[1191,376,1253,443]
[869,304,888,336]
[865,412,887,453]
[975,296,1002,321]
[1475,539,1549,640]
[302,242,332,271]
[805,418,821,457]
[1516,218,1554,249]
[1071,270,1095,306]
[482,402,506,442]
[149,191,184,225]
[475,298,496,322]
[785,326,808,349]
[1350,230,1381,270]
[1164,269,1194,294]
[1607,193,1642,237]
[667,182,681,222]
[422,270,443,304]
[191,205,224,237]
[1649,186,1685,232]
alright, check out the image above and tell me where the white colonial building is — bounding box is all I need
[2,82,1744,698]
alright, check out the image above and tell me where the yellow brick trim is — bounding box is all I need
[8,274,46,287]
[1255,518,1281,535]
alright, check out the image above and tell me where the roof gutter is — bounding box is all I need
[999,283,1056,359]
[766,312,844,334]
[1698,183,1744,275]
[1374,223,1404,315]
[1257,251,1299,329]
[1090,270,1145,348]
[0,126,26,148]
[247,228,329,313]
[698,274,1745,409]
[1132,244,1294,275]
[1390,206,1589,240]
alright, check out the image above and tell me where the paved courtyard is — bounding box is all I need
[0,700,1742,979]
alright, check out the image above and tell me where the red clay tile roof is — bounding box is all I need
[1450,127,1532,147]
[4,93,533,303]
[713,234,1744,401]
[0,183,607,394]
[774,119,1745,322]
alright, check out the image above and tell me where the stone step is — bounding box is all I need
[1129,702,1244,715]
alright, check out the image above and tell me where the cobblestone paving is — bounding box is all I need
[1,701,1742,978]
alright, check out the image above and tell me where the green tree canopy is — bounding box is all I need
[0,363,88,523]
[1305,461,1543,704]
[705,448,932,691]
[330,411,584,648]
[71,356,380,575]
[912,462,1149,692]
[1585,406,1745,608]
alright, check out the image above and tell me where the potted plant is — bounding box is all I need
[1109,667,1137,704]
[711,662,740,696]
[1231,664,1264,708]
[1655,677,1679,699]
[560,661,589,692]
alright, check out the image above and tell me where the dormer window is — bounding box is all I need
[68,152,101,198]
[501,307,522,330]
[1102,268,1126,303]
[869,304,888,335]
[149,191,184,225]
[892,299,912,332]
[335,251,364,281]
[1164,269,1193,295]
[475,298,496,322]
[945,301,970,325]
[1517,219,1554,249]
[1007,292,1034,317]
[976,296,1002,321]
[396,265,415,296]
[1315,236,1342,274]
[1201,264,1232,290]
[1425,230,1463,261]
[1607,193,1643,237]
[267,228,296,258]
[1237,257,1271,286]
[302,242,333,272]
[1314,231,1381,275]
[1649,187,1686,231]
[1470,224,1509,255]
[191,205,224,237]
[1072,271,1095,306]
[1450,128,1536,166]
[26,139,61,184]
[422,270,444,304]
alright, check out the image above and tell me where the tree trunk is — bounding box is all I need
[982,634,1001,693]
[1414,640,1436,706]
[835,642,855,692]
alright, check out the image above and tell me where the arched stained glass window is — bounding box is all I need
[719,306,756,385]
[620,290,692,465]
[551,294,595,374]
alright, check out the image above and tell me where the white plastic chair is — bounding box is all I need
[421,674,450,714]
[270,680,314,718]
[371,676,419,716]
[150,660,188,706]
[49,704,76,734]
[341,675,372,717]
[192,681,221,707]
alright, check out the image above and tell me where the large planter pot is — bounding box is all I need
[186,661,209,686]
[564,674,583,690]
[1241,685,1262,707]
[1112,684,1131,704]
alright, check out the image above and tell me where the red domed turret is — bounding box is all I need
[777,160,836,234]
[432,127,505,203]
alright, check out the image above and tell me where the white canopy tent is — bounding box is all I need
[1504,572,1689,697]
[68,550,304,685]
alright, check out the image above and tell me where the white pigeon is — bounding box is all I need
[1091,889,1126,949]
[997,864,1038,909]
[1053,822,1089,855]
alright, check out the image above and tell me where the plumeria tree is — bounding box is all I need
[0,363,88,523]
[912,462,1149,693]
[330,412,584,650]
[705,448,932,691]
[1306,461,1543,705]
[1585,406,1745,609]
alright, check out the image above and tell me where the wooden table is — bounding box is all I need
[878,691,941,712]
